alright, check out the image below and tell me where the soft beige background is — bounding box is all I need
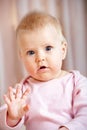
[0,0,87,129]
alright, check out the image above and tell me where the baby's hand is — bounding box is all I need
[4,84,30,120]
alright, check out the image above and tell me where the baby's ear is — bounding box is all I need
[61,41,67,60]
[18,50,23,59]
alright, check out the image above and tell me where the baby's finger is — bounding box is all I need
[4,94,11,105]
[15,84,22,98]
[23,104,29,112]
[9,87,15,101]
[18,104,29,118]
[22,88,30,100]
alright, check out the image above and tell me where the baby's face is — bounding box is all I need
[18,25,67,81]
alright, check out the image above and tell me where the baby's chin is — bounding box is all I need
[33,74,57,82]
[32,70,68,82]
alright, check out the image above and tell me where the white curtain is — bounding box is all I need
[0,0,87,104]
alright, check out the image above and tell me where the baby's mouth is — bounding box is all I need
[37,65,49,73]
[39,66,47,69]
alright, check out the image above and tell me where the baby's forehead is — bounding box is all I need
[17,23,61,37]
[17,26,60,43]
[16,12,65,41]
[17,26,64,49]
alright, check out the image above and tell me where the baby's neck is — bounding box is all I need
[56,70,69,78]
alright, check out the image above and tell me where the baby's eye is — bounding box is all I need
[45,46,53,51]
[27,50,35,55]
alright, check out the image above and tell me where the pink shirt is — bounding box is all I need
[0,70,87,130]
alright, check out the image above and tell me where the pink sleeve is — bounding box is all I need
[62,73,87,130]
[0,104,24,130]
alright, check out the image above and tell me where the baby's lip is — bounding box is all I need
[38,65,48,70]
[39,66,47,69]
[37,65,50,73]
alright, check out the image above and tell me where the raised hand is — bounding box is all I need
[4,84,30,120]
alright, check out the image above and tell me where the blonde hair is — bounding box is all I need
[16,11,66,42]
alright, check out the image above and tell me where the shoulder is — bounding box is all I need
[70,70,87,83]
[61,70,87,91]
[19,75,31,92]
[70,70,87,95]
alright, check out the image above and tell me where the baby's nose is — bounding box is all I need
[36,55,45,63]
[35,52,45,63]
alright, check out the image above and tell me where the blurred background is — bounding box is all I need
[0,0,87,119]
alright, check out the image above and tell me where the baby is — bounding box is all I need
[0,11,87,130]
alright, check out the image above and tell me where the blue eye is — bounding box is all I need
[45,46,53,51]
[27,50,35,55]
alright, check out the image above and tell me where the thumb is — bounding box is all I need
[23,104,29,112]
